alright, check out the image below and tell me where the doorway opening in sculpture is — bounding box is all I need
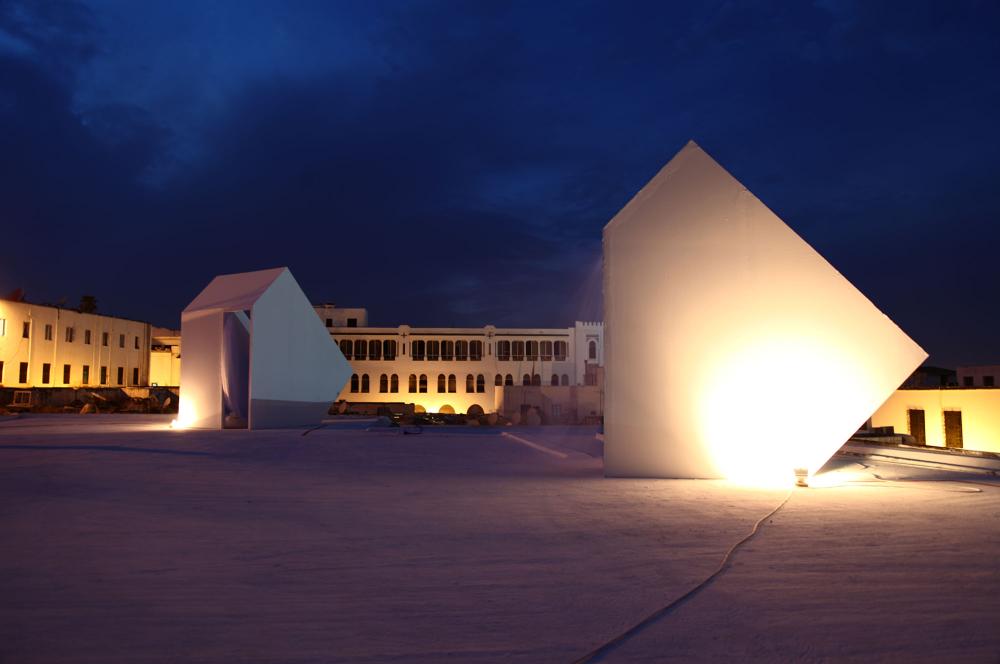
[222,311,251,429]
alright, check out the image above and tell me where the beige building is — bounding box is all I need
[0,298,151,388]
[870,388,1000,454]
[149,327,181,387]
[956,365,998,388]
[315,305,604,417]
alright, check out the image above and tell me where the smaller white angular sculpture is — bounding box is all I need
[603,141,927,483]
[178,267,351,429]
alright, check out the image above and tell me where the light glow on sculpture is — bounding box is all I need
[602,141,927,482]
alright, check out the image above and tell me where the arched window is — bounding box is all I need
[369,340,381,361]
[379,374,388,393]
[522,374,531,386]
[512,341,525,361]
[427,340,440,361]
[408,374,417,393]
[391,374,399,393]
[464,374,474,392]
[476,374,485,393]
[532,374,541,386]
[469,340,483,360]
[361,374,370,393]
[495,374,503,386]
[355,339,367,361]
[418,374,428,393]
[526,340,538,361]
[505,374,514,386]
[448,374,457,393]
[456,340,469,361]
[589,340,597,360]
[561,374,569,386]
[540,341,553,361]
[437,374,446,393]
[340,339,353,360]
[554,340,567,361]
[412,340,425,360]
[551,374,559,386]
[496,340,510,361]
[383,339,397,360]
[350,374,359,393]
[441,340,454,361]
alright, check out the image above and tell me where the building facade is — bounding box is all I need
[0,299,151,389]
[316,306,604,416]
[149,327,181,387]
[870,388,1000,454]
[956,365,999,388]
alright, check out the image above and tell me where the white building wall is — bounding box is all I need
[0,299,151,388]
[871,388,1000,454]
[956,365,1000,388]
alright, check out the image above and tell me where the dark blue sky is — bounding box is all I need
[2,1,998,366]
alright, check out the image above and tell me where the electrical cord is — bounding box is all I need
[571,487,795,663]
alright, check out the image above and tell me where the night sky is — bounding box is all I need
[2,1,998,367]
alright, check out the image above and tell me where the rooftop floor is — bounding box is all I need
[1,415,998,662]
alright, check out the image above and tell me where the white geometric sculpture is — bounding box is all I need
[178,267,351,429]
[603,141,927,484]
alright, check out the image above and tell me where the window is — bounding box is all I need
[985,376,995,387]
[561,374,569,386]
[354,340,367,361]
[444,374,453,393]
[427,340,440,361]
[100,366,108,385]
[441,340,454,361]
[22,321,30,338]
[495,374,503,386]
[134,336,140,349]
[526,341,538,361]
[418,374,427,393]
[361,374,370,393]
[82,365,90,384]
[102,332,109,346]
[588,340,597,360]
[350,374,359,393]
[456,340,469,361]
[0,319,6,336]
[325,318,333,327]
[496,340,510,361]
[0,361,3,383]
[585,371,597,386]
[84,329,91,344]
[383,339,397,361]
[522,374,531,386]
[511,341,524,361]
[551,374,559,386]
[340,339,353,360]
[132,367,139,385]
[540,341,553,361]
[408,374,417,393]
[532,374,541,386]
[119,334,125,348]
[554,341,567,361]
[437,374,446,393]
[505,374,513,386]
[962,376,974,387]
[42,363,51,384]
[466,374,475,392]
[19,362,28,383]
[347,318,357,327]
[470,340,483,361]
[390,374,399,393]
[380,374,388,393]
[369,340,381,361]
[412,340,425,361]
[476,374,485,393]
[944,410,963,449]
[44,324,53,341]
[65,327,75,342]
[63,364,71,384]
[116,367,124,385]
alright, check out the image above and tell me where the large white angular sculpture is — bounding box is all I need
[603,141,927,483]
[178,267,351,429]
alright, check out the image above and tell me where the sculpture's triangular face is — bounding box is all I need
[603,141,927,484]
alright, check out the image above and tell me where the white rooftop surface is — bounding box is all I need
[1,415,998,662]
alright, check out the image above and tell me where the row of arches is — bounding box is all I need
[339,339,397,361]
[350,372,573,393]
[411,340,483,361]
[495,340,568,362]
